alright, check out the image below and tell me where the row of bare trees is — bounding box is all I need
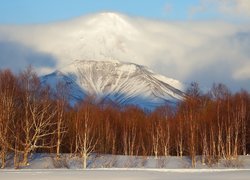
[0,68,250,168]
[0,68,60,168]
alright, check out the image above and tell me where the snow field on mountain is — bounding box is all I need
[42,60,185,109]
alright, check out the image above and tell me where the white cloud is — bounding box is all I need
[191,0,250,19]
[219,0,250,17]
[0,12,249,91]
[233,63,250,80]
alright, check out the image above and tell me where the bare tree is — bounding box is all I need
[185,82,201,167]
[0,70,17,168]
[75,102,98,169]
[175,117,184,157]
[239,92,248,156]
[14,68,57,166]
[151,121,160,159]
[122,120,137,156]
[55,82,69,159]
[160,121,170,157]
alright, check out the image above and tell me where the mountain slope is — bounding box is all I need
[42,60,185,109]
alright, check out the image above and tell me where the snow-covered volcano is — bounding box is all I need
[42,60,185,109]
[1,12,250,91]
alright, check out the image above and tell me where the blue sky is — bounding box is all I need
[0,0,220,24]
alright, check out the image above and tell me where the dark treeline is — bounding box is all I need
[0,68,250,168]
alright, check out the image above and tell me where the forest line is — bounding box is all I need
[0,67,250,168]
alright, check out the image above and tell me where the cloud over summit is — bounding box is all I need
[0,12,249,91]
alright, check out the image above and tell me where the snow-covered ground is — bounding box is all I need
[1,169,250,180]
[2,154,250,169]
[1,154,250,179]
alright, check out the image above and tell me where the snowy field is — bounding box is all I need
[1,154,250,179]
[2,154,250,169]
[1,169,250,180]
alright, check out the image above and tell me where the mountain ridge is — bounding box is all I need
[42,60,185,110]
